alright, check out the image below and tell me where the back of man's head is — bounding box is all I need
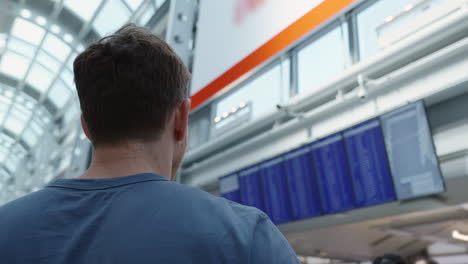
[74,24,190,146]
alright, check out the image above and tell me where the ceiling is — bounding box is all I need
[286,205,468,261]
[0,0,166,200]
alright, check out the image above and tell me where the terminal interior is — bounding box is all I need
[1,0,468,263]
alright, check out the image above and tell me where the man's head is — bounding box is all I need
[74,24,191,177]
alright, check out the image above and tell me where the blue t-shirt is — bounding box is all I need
[0,173,299,264]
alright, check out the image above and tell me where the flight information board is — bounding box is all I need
[260,157,292,224]
[239,166,265,212]
[283,146,322,220]
[343,119,396,208]
[381,101,445,200]
[311,134,355,214]
[219,173,241,203]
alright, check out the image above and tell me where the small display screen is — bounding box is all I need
[283,146,322,220]
[239,166,265,212]
[380,101,445,200]
[343,119,396,207]
[260,157,292,224]
[310,134,355,214]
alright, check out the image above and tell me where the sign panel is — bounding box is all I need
[343,119,396,208]
[260,157,292,224]
[311,134,355,214]
[219,173,241,203]
[283,146,322,220]
[192,0,326,94]
[381,101,445,200]
[239,166,265,211]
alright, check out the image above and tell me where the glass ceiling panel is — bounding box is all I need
[155,0,165,8]
[26,63,54,93]
[0,34,6,51]
[64,0,104,21]
[0,51,31,79]
[4,155,19,173]
[43,34,71,61]
[94,0,131,36]
[11,18,45,46]
[0,103,8,124]
[138,5,155,25]
[60,69,74,89]
[37,51,62,73]
[30,117,44,136]
[0,151,6,164]
[125,0,144,10]
[4,109,30,135]
[23,125,39,148]
[49,80,72,108]
[7,38,36,58]
[67,52,78,72]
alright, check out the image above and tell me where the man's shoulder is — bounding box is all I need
[156,182,268,229]
[161,181,266,222]
[0,189,51,225]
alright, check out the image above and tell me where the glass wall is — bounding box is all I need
[357,0,445,60]
[296,23,349,95]
[213,58,290,129]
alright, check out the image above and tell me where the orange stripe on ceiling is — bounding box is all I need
[190,0,357,111]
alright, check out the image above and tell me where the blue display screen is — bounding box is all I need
[239,166,265,212]
[283,146,321,220]
[343,119,396,207]
[219,173,241,203]
[260,157,292,224]
[381,101,445,200]
[311,134,355,214]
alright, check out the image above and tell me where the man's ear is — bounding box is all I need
[174,98,191,141]
[80,115,92,141]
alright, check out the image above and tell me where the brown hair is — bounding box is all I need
[74,24,190,146]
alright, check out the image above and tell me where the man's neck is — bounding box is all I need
[80,142,172,180]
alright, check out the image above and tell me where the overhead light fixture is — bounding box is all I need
[384,16,394,23]
[452,230,468,242]
[222,112,229,118]
[63,34,74,43]
[50,24,61,34]
[239,102,247,108]
[35,16,47,26]
[77,44,85,52]
[231,107,238,113]
[20,9,31,19]
[213,116,221,123]
[404,4,415,12]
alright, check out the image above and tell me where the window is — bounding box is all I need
[49,80,72,108]
[125,0,144,10]
[0,34,6,51]
[26,63,54,93]
[297,24,349,95]
[37,51,62,73]
[8,38,36,58]
[93,0,131,36]
[215,59,289,127]
[10,18,45,45]
[4,105,32,134]
[64,0,104,21]
[138,5,155,25]
[60,69,75,90]
[357,0,419,60]
[0,52,31,79]
[43,34,71,61]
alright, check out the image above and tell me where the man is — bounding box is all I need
[0,24,300,263]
